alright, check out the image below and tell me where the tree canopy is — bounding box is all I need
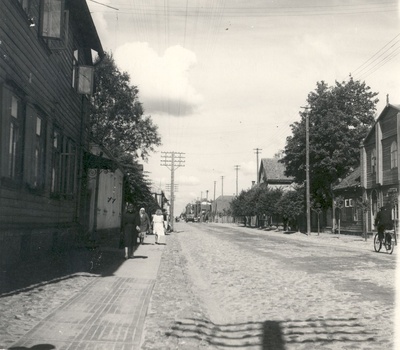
[90,52,162,210]
[280,77,378,208]
[90,53,161,162]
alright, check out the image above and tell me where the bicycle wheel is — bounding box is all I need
[385,235,395,254]
[374,233,382,252]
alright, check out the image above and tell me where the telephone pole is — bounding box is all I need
[234,165,240,196]
[301,107,311,236]
[161,152,185,232]
[254,148,262,184]
[221,176,224,196]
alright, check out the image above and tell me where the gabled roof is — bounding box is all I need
[363,103,400,144]
[259,158,294,183]
[213,195,234,212]
[333,166,361,190]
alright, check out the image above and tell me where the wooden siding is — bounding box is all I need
[364,143,376,189]
[0,1,93,232]
[381,136,398,185]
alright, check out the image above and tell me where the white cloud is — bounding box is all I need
[114,43,203,116]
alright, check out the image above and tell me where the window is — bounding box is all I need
[345,199,353,207]
[23,106,47,189]
[72,51,94,95]
[40,0,64,39]
[3,90,24,181]
[391,141,398,169]
[60,138,76,196]
[371,148,376,174]
[77,66,94,95]
[72,50,79,89]
[33,115,46,188]
[51,129,61,193]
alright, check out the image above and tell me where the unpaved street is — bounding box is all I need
[142,222,396,350]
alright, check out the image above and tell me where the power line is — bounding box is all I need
[352,33,400,80]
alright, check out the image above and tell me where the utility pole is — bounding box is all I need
[161,151,185,232]
[206,190,209,200]
[213,181,216,201]
[254,148,262,184]
[234,165,240,196]
[221,176,224,196]
[302,107,311,236]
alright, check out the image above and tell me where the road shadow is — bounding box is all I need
[130,255,148,259]
[9,344,55,349]
[167,316,377,349]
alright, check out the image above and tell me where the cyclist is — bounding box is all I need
[374,204,393,249]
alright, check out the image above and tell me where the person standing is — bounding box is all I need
[162,209,169,233]
[122,203,139,259]
[153,209,165,244]
[138,207,151,244]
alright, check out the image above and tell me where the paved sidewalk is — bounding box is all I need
[9,236,165,350]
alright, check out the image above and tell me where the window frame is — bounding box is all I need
[1,87,25,184]
[371,148,376,174]
[39,0,65,40]
[391,141,398,169]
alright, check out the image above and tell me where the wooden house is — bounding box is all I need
[360,103,400,233]
[332,167,364,235]
[0,0,104,266]
[258,157,295,191]
[212,195,235,223]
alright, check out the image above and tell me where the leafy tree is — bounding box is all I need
[231,190,254,226]
[90,53,161,162]
[276,187,305,231]
[256,186,283,226]
[90,53,162,211]
[280,77,378,208]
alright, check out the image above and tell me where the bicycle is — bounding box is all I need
[374,230,396,254]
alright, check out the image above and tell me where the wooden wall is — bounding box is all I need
[0,0,96,264]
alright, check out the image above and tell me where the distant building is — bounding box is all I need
[212,195,235,223]
[258,158,295,191]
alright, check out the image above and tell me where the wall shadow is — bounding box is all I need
[0,235,129,296]
[166,316,378,349]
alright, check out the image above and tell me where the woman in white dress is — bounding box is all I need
[153,209,165,244]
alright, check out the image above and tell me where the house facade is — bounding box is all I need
[258,157,295,191]
[360,103,400,233]
[0,0,103,266]
[332,167,364,235]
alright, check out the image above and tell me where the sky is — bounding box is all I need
[87,0,400,214]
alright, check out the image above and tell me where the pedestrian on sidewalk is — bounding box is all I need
[162,209,169,233]
[153,209,166,244]
[122,203,140,259]
[138,207,151,244]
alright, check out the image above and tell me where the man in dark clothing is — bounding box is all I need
[122,203,140,259]
[374,205,393,246]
